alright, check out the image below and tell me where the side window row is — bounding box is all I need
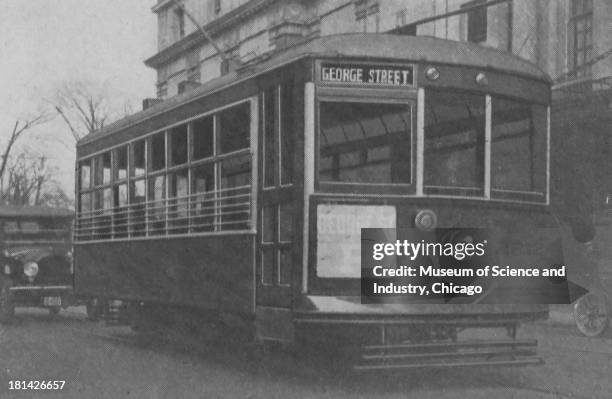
[76,102,252,240]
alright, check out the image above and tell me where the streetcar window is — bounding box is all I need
[95,188,112,211]
[170,124,188,166]
[114,183,128,238]
[279,248,292,286]
[115,146,128,180]
[264,83,295,187]
[319,101,412,184]
[115,184,128,207]
[262,205,275,243]
[193,116,214,160]
[148,175,166,235]
[94,188,112,239]
[220,153,251,188]
[261,247,276,285]
[80,193,92,213]
[279,203,293,242]
[168,168,189,233]
[103,153,112,184]
[492,98,547,194]
[263,87,277,187]
[133,140,146,176]
[280,82,294,185]
[79,161,91,190]
[219,154,251,230]
[218,102,250,154]
[150,133,166,171]
[130,179,146,236]
[424,90,485,193]
[192,163,214,232]
[94,152,112,186]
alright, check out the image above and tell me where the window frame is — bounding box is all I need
[568,0,594,79]
[315,91,417,195]
[463,0,488,44]
[489,94,548,202]
[423,88,487,197]
[422,88,549,203]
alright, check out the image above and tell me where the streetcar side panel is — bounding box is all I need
[75,234,254,314]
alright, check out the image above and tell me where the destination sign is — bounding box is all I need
[321,63,414,87]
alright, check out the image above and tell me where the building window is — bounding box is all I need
[174,7,185,39]
[463,0,487,43]
[568,0,593,78]
[156,82,168,99]
[355,1,380,33]
[395,9,407,28]
[186,50,201,83]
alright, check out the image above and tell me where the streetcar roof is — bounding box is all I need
[78,33,550,147]
[0,205,74,218]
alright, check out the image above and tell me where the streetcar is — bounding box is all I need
[74,33,556,370]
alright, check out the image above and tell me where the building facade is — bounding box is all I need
[144,0,608,98]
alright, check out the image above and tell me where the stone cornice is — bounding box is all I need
[145,0,279,69]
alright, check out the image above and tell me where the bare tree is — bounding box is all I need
[52,81,134,141]
[0,113,49,184]
[0,153,52,206]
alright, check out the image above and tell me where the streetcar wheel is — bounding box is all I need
[48,306,61,315]
[574,292,609,337]
[0,277,15,323]
[86,298,102,321]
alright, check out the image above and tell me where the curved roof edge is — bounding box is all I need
[79,33,551,146]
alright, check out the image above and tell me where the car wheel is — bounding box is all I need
[574,292,609,337]
[48,306,61,316]
[86,298,102,321]
[0,276,15,323]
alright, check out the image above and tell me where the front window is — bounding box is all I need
[424,90,485,195]
[318,101,412,185]
[424,89,547,200]
[491,98,547,196]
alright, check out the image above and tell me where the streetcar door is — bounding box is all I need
[256,83,296,308]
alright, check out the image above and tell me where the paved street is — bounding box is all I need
[0,307,610,399]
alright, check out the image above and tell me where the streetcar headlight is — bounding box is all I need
[415,209,437,231]
[23,261,39,277]
[475,72,488,86]
[3,264,11,275]
[425,66,440,81]
[2,249,9,257]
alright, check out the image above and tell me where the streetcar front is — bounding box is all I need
[294,36,556,370]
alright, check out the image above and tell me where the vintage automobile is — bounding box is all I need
[0,206,75,322]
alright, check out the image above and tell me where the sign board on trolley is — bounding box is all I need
[316,204,396,278]
[320,63,415,87]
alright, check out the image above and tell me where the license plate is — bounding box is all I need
[43,296,61,307]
